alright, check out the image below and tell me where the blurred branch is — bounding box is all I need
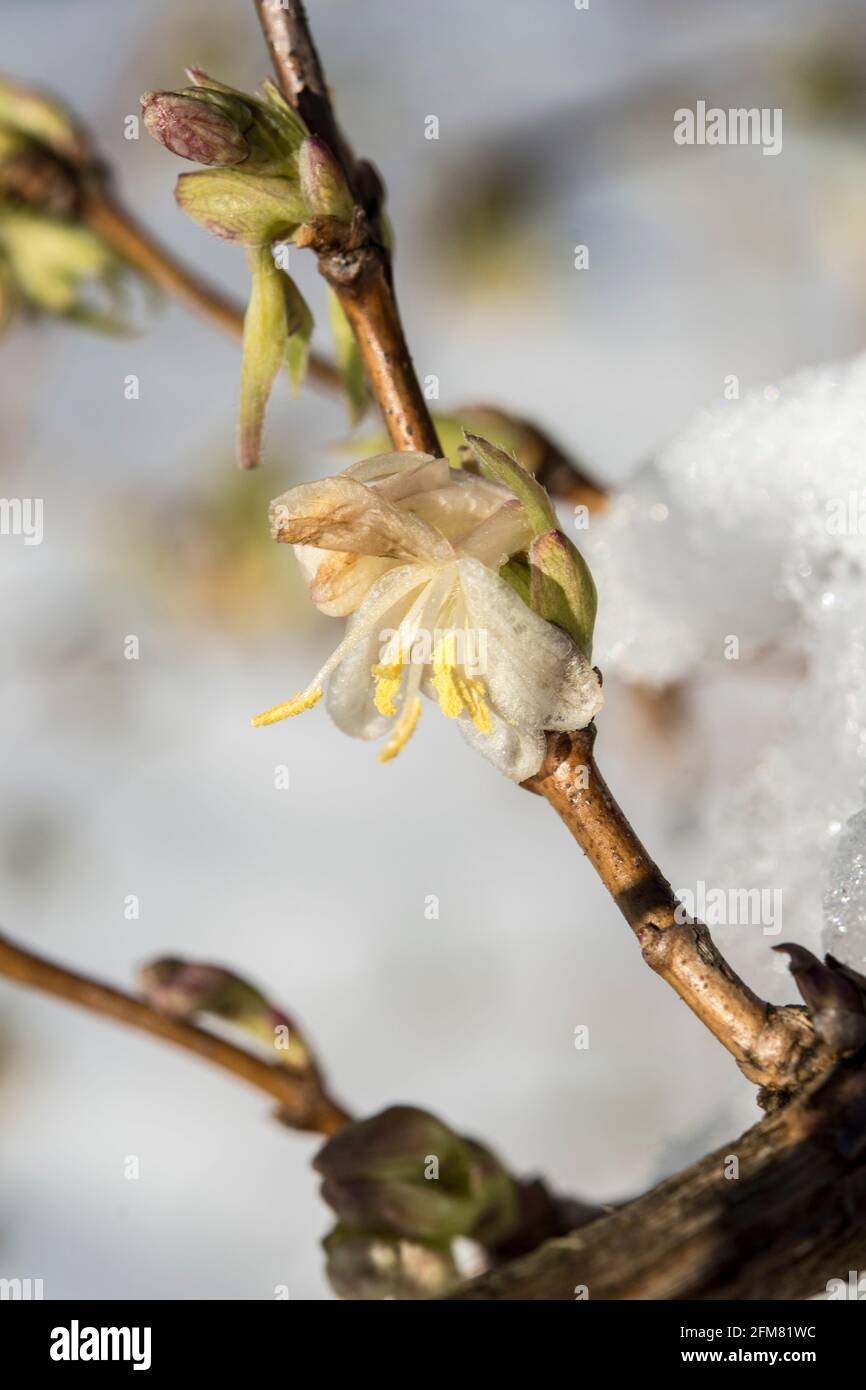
[0,928,604,1293]
[0,930,350,1135]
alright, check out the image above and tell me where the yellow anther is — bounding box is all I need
[378,698,422,763]
[251,686,323,727]
[431,664,463,719]
[463,678,492,734]
[431,636,491,733]
[371,657,404,717]
[431,636,463,720]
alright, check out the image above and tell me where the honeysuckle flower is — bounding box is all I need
[251,450,603,780]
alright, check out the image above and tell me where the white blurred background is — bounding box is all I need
[2,0,866,1299]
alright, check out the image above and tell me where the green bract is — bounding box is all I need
[175,168,307,245]
[464,432,598,656]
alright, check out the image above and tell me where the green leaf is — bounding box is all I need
[282,275,313,396]
[463,432,557,535]
[328,288,367,423]
[239,247,291,469]
[528,529,597,659]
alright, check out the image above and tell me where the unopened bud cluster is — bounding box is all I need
[313,1105,519,1299]
[776,944,866,1053]
[142,70,356,466]
[0,77,134,331]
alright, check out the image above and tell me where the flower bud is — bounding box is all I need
[774,943,864,1014]
[315,1106,478,1240]
[142,73,308,176]
[825,953,866,999]
[141,91,251,167]
[139,956,311,1071]
[775,943,866,1053]
[0,127,81,218]
[322,1228,459,1300]
[0,76,90,164]
[298,137,354,222]
[529,528,598,659]
[314,1105,519,1246]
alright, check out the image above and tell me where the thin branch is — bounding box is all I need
[0,928,603,1266]
[524,728,833,1098]
[0,931,350,1136]
[253,0,442,455]
[250,2,825,1104]
[455,1046,866,1299]
[254,0,357,187]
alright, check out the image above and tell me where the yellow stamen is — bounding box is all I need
[431,635,492,733]
[463,678,492,734]
[371,656,404,717]
[431,634,463,719]
[378,698,422,763]
[251,686,323,727]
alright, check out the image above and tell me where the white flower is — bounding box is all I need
[252,451,603,780]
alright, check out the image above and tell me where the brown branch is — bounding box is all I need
[524,727,833,1098]
[253,0,442,456]
[454,1047,866,1299]
[83,191,340,390]
[254,0,357,188]
[0,928,602,1270]
[252,4,825,1107]
[0,931,350,1136]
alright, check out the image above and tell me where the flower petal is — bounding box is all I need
[294,545,392,617]
[455,556,603,731]
[325,566,431,737]
[343,452,437,484]
[403,475,510,546]
[457,498,532,567]
[457,706,546,781]
[269,475,452,562]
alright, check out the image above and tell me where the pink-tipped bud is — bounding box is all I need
[141,91,250,166]
[298,136,354,221]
